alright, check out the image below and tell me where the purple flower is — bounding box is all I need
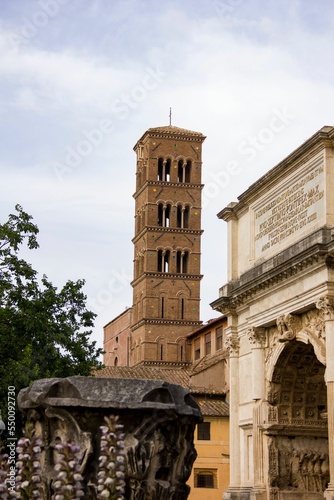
[97,415,125,500]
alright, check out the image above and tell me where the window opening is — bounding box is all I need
[165,204,171,227]
[216,326,223,351]
[158,204,171,227]
[177,159,184,182]
[194,338,200,360]
[176,205,190,229]
[158,158,171,181]
[176,251,189,274]
[158,157,164,180]
[184,206,189,228]
[165,158,171,181]
[158,250,170,272]
[185,160,191,182]
[161,296,165,318]
[158,204,163,226]
[194,469,217,489]
[177,205,182,228]
[177,159,192,182]
[197,422,211,440]
[205,332,211,356]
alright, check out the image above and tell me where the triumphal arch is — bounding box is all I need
[212,126,334,500]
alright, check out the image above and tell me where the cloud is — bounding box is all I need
[1,0,334,347]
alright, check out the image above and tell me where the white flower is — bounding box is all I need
[100,490,110,498]
[104,477,115,486]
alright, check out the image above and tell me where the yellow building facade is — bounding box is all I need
[188,412,229,499]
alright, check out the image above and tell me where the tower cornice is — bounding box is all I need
[133,180,204,199]
[131,272,203,287]
[131,318,203,332]
[132,226,203,244]
[133,125,206,150]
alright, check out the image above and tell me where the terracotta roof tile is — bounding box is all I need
[194,396,229,417]
[147,125,205,137]
[93,366,227,399]
[94,365,191,387]
[134,125,206,149]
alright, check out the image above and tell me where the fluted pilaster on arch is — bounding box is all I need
[315,294,334,380]
[247,326,267,402]
[316,295,334,498]
[224,325,241,490]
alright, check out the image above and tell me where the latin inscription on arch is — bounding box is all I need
[253,159,325,259]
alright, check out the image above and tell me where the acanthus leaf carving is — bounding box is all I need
[316,294,334,320]
[247,326,267,348]
[224,335,239,355]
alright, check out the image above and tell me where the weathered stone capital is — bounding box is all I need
[247,326,266,348]
[316,295,334,320]
[225,335,239,356]
[18,377,202,500]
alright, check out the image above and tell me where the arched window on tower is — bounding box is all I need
[177,159,184,182]
[185,160,191,182]
[157,337,166,361]
[177,338,186,361]
[176,251,189,273]
[158,203,171,227]
[177,159,192,183]
[165,158,171,181]
[176,204,190,228]
[158,250,170,272]
[158,158,171,181]
[160,292,168,318]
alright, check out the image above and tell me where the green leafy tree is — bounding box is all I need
[0,205,103,433]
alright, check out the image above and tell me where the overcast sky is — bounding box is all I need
[1,0,334,351]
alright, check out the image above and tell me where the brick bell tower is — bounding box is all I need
[130,124,206,366]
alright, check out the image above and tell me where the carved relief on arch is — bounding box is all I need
[302,309,326,365]
[276,313,302,342]
[266,310,326,379]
